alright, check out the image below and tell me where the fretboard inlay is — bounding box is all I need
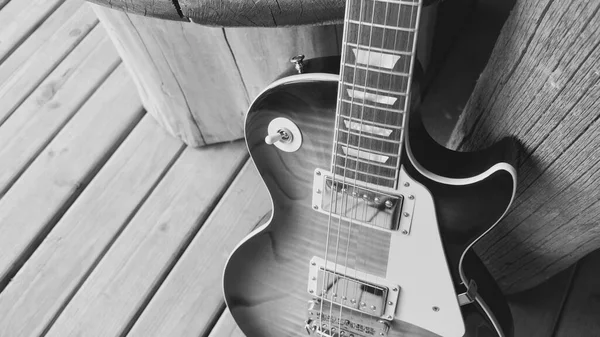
[332,0,422,188]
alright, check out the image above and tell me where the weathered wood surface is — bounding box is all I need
[0,65,143,287]
[0,0,65,63]
[0,115,184,336]
[0,25,120,196]
[93,5,341,147]
[448,1,600,293]
[128,160,270,337]
[0,2,98,125]
[44,142,247,337]
[87,0,345,26]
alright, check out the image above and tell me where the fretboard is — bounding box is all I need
[332,0,422,189]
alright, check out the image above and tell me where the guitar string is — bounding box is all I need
[328,0,370,332]
[319,0,361,331]
[323,0,420,334]
[333,0,417,334]
[334,0,381,332]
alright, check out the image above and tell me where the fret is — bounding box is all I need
[338,128,402,144]
[335,152,398,170]
[336,146,400,169]
[334,165,397,181]
[343,120,395,138]
[374,0,419,5]
[343,63,409,77]
[341,99,404,114]
[347,19,416,32]
[344,83,407,97]
[333,168,395,187]
[340,116,404,132]
[340,143,399,158]
[339,102,405,130]
[337,134,401,154]
[342,66,410,94]
[346,42,412,57]
[348,0,420,28]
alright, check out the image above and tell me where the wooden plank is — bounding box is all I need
[0,0,84,86]
[0,0,65,63]
[0,65,144,284]
[208,309,246,337]
[0,2,98,125]
[446,0,600,293]
[508,266,576,337]
[0,25,121,196]
[44,142,248,337]
[554,250,600,336]
[0,115,183,337]
[128,160,270,337]
[93,6,247,147]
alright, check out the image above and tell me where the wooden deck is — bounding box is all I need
[0,0,599,336]
[0,0,254,335]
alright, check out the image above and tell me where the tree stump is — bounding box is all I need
[92,6,342,147]
[449,0,600,293]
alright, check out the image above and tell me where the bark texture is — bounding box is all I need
[88,0,346,26]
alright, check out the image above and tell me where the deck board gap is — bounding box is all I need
[118,148,249,337]
[0,0,67,65]
[0,19,100,128]
[0,59,123,200]
[0,109,145,293]
[200,304,227,337]
[38,142,187,337]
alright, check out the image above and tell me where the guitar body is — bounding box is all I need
[224,57,517,337]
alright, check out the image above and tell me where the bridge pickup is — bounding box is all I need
[312,170,403,231]
[307,257,399,320]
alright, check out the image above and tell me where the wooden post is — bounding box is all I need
[449,1,600,293]
[92,6,341,147]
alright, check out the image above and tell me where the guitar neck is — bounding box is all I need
[332,0,423,189]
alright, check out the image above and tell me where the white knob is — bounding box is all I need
[265,133,284,145]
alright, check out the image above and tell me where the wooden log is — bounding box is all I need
[87,0,345,26]
[448,0,600,293]
[92,5,341,147]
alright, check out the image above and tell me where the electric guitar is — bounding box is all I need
[223,0,517,336]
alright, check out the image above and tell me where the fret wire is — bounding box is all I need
[340,99,404,114]
[347,19,416,32]
[343,63,409,77]
[335,153,398,170]
[334,164,397,181]
[337,128,402,144]
[374,0,419,5]
[344,82,407,97]
[339,143,399,157]
[345,42,412,56]
[336,139,401,156]
[340,116,405,131]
